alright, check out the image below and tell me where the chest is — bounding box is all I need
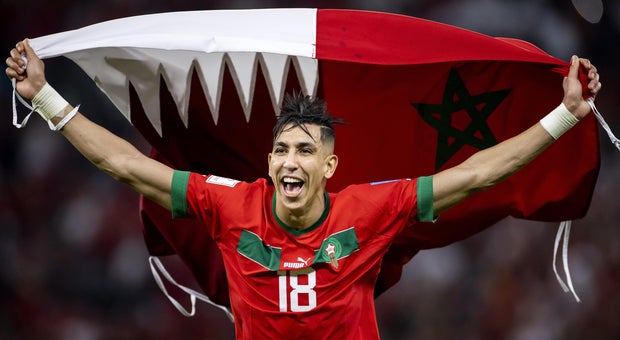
[220,222,389,313]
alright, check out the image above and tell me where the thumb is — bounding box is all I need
[22,39,39,64]
[562,55,584,114]
[567,55,579,80]
[19,38,47,92]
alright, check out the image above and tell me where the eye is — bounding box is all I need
[300,148,313,154]
[273,147,287,155]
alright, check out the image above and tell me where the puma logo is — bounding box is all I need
[297,257,311,266]
[283,256,312,269]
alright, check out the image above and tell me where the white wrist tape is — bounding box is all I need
[49,105,80,131]
[539,103,579,140]
[32,83,69,121]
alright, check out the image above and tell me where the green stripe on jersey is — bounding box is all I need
[171,170,191,218]
[417,176,435,222]
[237,230,282,270]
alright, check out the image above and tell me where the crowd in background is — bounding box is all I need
[1,0,619,339]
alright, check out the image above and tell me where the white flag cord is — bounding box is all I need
[12,78,81,131]
[550,99,618,303]
[148,256,234,322]
[11,78,36,128]
[552,221,580,302]
[588,98,620,151]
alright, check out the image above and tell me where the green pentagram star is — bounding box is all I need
[411,69,511,170]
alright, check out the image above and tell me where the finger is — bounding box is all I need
[9,48,25,69]
[9,47,20,60]
[15,41,24,54]
[588,66,598,79]
[6,56,18,70]
[588,74,600,90]
[588,81,602,98]
[578,58,591,70]
[567,55,579,79]
[5,66,23,80]
[5,56,24,75]
[592,81,602,95]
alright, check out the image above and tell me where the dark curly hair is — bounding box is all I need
[272,92,345,146]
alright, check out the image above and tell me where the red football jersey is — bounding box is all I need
[171,171,434,339]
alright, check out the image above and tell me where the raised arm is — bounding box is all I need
[6,39,174,211]
[431,55,602,216]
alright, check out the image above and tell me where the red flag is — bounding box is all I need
[29,9,599,304]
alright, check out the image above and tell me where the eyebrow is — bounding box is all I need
[274,141,318,150]
[297,142,317,150]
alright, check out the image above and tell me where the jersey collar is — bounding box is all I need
[271,191,330,236]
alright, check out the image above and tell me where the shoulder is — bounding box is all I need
[336,178,417,196]
[329,178,417,209]
[331,177,432,218]
[186,172,270,192]
[175,170,272,199]
[172,171,274,221]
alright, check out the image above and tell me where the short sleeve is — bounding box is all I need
[416,176,435,222]
[171,170,191,218]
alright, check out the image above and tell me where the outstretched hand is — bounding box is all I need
[563,55,602,119]
[5,39,47,100]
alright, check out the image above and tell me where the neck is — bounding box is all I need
[275,192,327,231]
[281,213,317,230]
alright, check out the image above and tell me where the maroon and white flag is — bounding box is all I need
[26,9,600,309]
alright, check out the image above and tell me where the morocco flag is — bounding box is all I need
[28,9,599,306]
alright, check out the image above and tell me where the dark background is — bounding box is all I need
[1,0,619,339]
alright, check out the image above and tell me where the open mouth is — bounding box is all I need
[281,177,304,197]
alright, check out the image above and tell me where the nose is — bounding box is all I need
[283,150,298,170]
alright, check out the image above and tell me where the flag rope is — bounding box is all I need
[552,221,581,302]
[148,256,234,322]
[588,98,620,151]
[11,78,35,128]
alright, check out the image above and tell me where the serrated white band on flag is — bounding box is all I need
[24,9,319,134]
[28,8,317,58]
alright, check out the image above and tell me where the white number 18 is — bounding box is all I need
[278,268,317,312]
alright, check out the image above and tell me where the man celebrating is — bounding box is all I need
[6,39,601,339]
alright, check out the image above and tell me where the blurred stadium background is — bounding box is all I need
[1,1,618,339]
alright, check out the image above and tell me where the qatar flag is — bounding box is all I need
[26,9,599,309]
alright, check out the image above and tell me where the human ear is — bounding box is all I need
[324,154,338,179]
[267,153,273,176]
